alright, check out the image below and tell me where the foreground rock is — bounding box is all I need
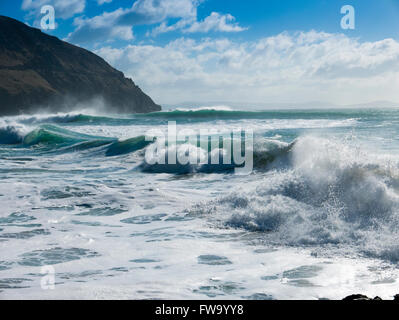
[0,16,161,115]
[343,294,399,301]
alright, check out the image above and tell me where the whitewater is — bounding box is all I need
[1,107,399,299]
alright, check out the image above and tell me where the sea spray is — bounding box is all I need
[189,136,399,262]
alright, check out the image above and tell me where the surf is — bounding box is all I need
[0,123,152,157]
[190,135,399,263]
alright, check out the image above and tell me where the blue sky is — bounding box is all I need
[2,1,399,46]
[1,0,399,106]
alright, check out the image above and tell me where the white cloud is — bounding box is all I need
[66,0,245,44]
[94,31,399,105]
[148,18,193,37]
[70,8,134,43]
[97,0,112,5]
[21,0,85,20]
[67,0,199,44]
[132,0,198,21]
[184,12,247,33]
[148,11,246,36]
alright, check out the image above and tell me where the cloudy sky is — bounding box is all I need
[2,0,399,106]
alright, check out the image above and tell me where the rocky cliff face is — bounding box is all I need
[0,16,161,115]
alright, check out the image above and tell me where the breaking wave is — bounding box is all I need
[138,137,295,174]
[0,124,150,156]
[188,136,399,263]
[0,125,26,144]
[0,109,364,126]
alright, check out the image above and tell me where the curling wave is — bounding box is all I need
[0,124,151,156]
[138,138,295,174]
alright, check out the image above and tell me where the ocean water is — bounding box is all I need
[1,107,399,299]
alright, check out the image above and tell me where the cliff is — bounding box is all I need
[0,16,161,115]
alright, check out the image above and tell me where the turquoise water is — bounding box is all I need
[1,107,399,299]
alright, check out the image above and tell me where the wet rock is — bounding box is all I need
[343,294,371,301]
[343,294,388,301]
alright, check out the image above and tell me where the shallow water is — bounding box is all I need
[1,107,399,299]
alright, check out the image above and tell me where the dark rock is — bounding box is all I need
[343,294,394,301]
[0,15,161,115]
[394,294,399,301]
[343,294,372,301]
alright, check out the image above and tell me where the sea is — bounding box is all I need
[1,106,399,299]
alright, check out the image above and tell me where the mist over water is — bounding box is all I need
[1,107,399,299]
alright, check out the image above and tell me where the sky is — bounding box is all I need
[1,0,399,107]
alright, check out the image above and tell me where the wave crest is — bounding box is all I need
[0,125,26,144]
